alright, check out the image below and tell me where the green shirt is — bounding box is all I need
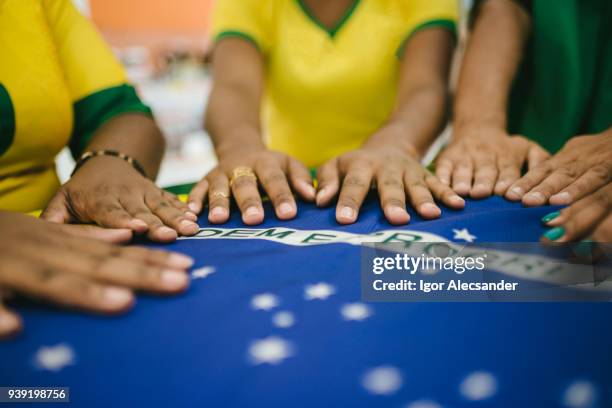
[507,0,612,153]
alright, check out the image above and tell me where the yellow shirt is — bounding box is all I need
[211,0,458,168]
[0,0,151,212]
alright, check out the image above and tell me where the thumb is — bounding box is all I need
[41,191,73,223]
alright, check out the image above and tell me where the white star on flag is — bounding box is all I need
[304,282,336,300]
[191,266,215,279]
[453,228,477,242]
[341,303,373,321]
[251,293,279,311]
[361,366,403,395]
[460,371,497,401]
[35,343,75,371]
[248,336,294,365]
[272,311,295,328]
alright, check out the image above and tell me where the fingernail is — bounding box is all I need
[450,195,465,206]
[420,203,441,217]
[524,191,545,204]
[316,188,327,205]
[495,181,509,192]
[573,240,594,259]
[158,226,178,238]
[210,207,227,219]
[185,211,198,221]
[455,182,470,193]
[339,206,355,220]
[167,253,194,269]
[245,207,261,218]
[543,226,565,241]
[188,202,199,213]
[387,206,407,218]
[278,202,294,216]
[179,220,199,234]
[161,270,188,290]
[550,192,571,205]
[131,219,148,229]
[541,211,561,224]
[506,186,523,200]
[103,287,133,308]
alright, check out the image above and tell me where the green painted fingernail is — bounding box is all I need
[543,226,565,241]
[541,211,560,223]
[573,239,594,258]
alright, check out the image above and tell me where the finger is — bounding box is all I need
[122,200,178,242]
[11,245,189,294]
[57,224,133,244]
[527,143,551,170]
[255,161,296,220]
[188,178,209,214]
[451,160,473,196]
[0,300,21,339]
[549,165,611,206]
[40,192,73,224]
[163,191,197,221]
[405,172,441,219]
[376,165,409,225]
[288,158,316,201]
[206,171,231,224]
[144,192,199,237]
[426,174,465,209]
[230,170,264,225]
[506,161,554,202]
[471,157,498,199]
[541,187,611,242]
[49,231,193,269]
[435,157,453,186]
[591,214,612,243]
[316,159,340,207]
[336,165,373,224]
[0,259,134,314]
[522,165,586,207]
[494,156,521,196]
[88,199,149,233]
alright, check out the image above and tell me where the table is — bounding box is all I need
[1,194,611,407]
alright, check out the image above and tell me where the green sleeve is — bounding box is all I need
[69,84,153,158]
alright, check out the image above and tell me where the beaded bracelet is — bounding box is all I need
[71,150,147,178]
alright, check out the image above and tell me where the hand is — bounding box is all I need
[316,146,465,225]
[506,132,612,206]
[0,211,194,339]
[188,146,315,225]
[540,183,612,243]
[436,125,549,198]
[42,156,199,242]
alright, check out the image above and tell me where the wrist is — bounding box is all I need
[364,121,424,159]
[71,154,142,179]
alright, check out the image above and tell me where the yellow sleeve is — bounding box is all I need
[210,0,275,53]
[397,0,460,56]
[42,0,153,158]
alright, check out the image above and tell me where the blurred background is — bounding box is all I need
[58,0,474,188]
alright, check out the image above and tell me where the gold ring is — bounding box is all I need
[229,166,257,187]
[211,191,229,200]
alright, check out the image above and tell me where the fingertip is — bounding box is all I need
[505,186,524,201]
[167,252,194,269]
[276,202,297,220]
[0,312,22,338]
[101,287,134,313]
[419,202,441,219]
[493,181,510,196]
[384,206,410,225]
[336,206,357,224]
[152,226,179,243]
[178,219,199,236]
[522,191,546,207]
[453,182,471,197]
[447,195,465,209]
[208,207,229,224]
[185,211,198,222]
[160,270,190,292]
[470,184,492,200]
[188,201,201,214]
[128,219,149,233]
[242,206,264,225]
[550,192,572,205]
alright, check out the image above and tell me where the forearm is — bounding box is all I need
[366,28,454,158]
[366,84,449,158]
[205,39,266,159]
[83,113,165,179]
[454,0,531,131]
